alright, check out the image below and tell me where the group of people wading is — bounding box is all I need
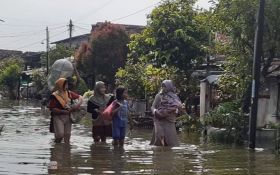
[48,78,184,147]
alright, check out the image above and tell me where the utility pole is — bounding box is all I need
[69,19,73,47]
[249,0,265,149]
[206,31,211,76]
[46,26,50,75]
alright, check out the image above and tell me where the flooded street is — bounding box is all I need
[0,100,280,175]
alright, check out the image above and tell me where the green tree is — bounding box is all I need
[209,0,280,99]
[116,61,177,99]
[129,0,208,75]
[0,58,23,99]
[126,0,208,98]
[31,70,46,91]
[41,44,75,67]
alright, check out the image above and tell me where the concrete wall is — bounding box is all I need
[257,79,280,127]
[257,97,270,127]
[200,81,210,122]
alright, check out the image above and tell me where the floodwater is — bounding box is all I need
[0,100,280,175]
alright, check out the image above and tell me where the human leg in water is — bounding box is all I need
[64,119,72,144]
[119,127,126,147]
[161,137,165,146]
[112,139,119,146]
[94,136,101,143]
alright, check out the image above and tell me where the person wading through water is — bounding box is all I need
[112,86,129,147]
[87,81,114,143]
[150,80,184,147]
[48,78,83,144]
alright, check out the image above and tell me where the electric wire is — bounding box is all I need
[14,29,68,50]
[73,0,114,22]
[111,2,159,22]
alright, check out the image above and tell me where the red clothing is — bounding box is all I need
[48,91,80,109]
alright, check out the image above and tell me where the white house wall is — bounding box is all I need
[257,79,280,127]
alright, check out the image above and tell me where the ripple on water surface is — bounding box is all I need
[0,100,280,174]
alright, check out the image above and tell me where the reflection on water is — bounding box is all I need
[0,100,280,175]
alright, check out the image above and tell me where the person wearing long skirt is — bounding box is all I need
[150,80,183,147]
[87,81,114,143]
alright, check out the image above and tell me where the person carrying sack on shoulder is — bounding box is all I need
[48,78,83,144]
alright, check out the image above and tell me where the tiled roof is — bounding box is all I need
[0,49,22,60]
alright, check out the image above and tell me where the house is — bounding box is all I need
[51,33,90,49]
[51,22,145,49]
[194,54,224,118]
[22,51,43,70]
[0,49,42,70]
[0,49,22,60]
[257,57,280,127]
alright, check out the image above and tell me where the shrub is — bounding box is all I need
[204,100,248,144]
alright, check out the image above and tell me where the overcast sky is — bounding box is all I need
[0,0,211,52]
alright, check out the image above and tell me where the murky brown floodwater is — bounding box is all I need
[0,100,280,175]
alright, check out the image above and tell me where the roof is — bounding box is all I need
[264,58,280,77]
[52,22,145,44]
[201,75,221,84]
[51,33,90,44]
[0,49,22,60]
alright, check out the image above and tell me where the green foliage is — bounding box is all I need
[218,49,252,99]
[0,58,23,99]
[76,78,88,95]
[42,44,75,66]
[128,0,208,75]
[209,0,280,99]
[204,100,248,143]
[115,62,146,98]
[119,0,208,99]
[116,61,176,98]
[176,114,202,132]
[31,70,46,91]
[0,57,23,71]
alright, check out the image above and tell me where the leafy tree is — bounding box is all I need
[41,44,75,67]
[0,58,23,99]
[31,70,46,91]
[209,0,280,99]
[77,22,129,88]
[128,0,208,76]
[116,61,176,99]
[126,0,208,99]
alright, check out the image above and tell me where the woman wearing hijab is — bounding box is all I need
[48,78,83,144]
[87,81,114,143]
[150,80,183,147]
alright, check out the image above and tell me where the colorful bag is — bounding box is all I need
[102,100,119,121]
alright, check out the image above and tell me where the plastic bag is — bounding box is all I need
[102,100,119,121]
[47,58,74,91]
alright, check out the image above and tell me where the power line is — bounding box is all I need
[15,39,46,50]
[73,2,159,26]
[0,25,67,38]
[0,31,45,38]
[111,2,159,22]
[14,29,68,50]
[75,25,91,32]
[74,0,114,22]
